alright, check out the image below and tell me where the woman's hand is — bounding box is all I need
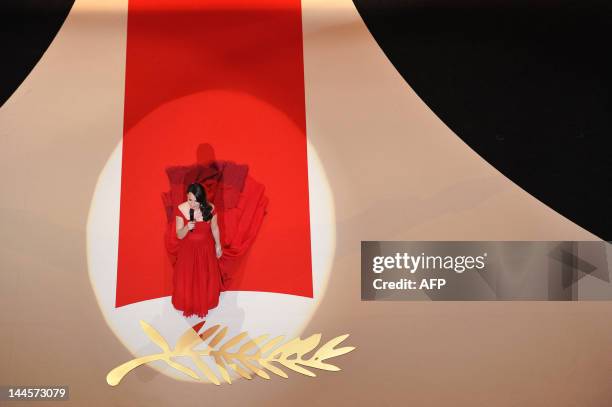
[187,221,196,231]
[215,244,223,258]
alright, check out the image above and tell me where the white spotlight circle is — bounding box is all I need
[87,121,335,382]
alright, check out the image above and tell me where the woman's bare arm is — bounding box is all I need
[211,213,221,248]
[176,216,190,239]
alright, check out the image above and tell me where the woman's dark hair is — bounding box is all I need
[187,182,213,221]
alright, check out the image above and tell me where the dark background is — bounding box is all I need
[353,0,611,239]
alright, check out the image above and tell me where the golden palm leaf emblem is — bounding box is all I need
[107,320,356,386]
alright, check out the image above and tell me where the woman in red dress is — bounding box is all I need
[172,182,223,318]
[162,159,268,291]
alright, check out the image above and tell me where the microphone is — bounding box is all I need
[189,208,194,232]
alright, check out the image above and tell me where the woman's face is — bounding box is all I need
[187,192,199,210]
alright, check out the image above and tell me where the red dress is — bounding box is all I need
[162,161,268,289]
[171,205,222,318]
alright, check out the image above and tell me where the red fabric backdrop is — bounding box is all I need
[115,0,313,307]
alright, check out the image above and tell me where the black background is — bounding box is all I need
[353,0,611,239]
